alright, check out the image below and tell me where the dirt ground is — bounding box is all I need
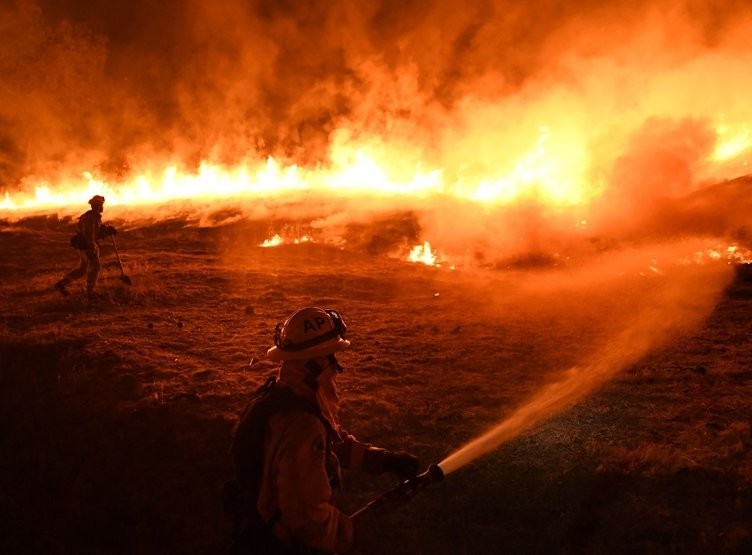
[1,212,751,554]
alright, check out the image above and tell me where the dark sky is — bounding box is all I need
[1,0,750,188]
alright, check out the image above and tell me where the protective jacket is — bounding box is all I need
[75,210,102,253]
[233,359,386,554]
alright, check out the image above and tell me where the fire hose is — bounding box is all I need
[349,463,445,520]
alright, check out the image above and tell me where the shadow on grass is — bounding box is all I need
[0,340,235,555]
[351,447,752,554]
[2,339,750,555]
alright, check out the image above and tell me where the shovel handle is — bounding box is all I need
[110,235,132,285]
[110,235,123,265]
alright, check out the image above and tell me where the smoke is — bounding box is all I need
[2,0,752,262]
[3,0,751,171]
[438,244,733,475]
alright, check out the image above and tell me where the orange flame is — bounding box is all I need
[1,130,588,213]
[3,2,752,277]
[1,115,748,219]
[408,241,438,266]
[260,233,313,248]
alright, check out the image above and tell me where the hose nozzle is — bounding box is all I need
[412,463,444,489]
[350,463,444,520]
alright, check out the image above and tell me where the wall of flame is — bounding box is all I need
[1,1,751,263]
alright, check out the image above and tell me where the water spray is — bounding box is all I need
[351,258,730,520]
[351,363,634,520]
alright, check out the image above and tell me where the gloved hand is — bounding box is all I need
[99,224,117,238]
[380,450,420,480]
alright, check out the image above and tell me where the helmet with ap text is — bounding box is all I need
[267,307,350,361]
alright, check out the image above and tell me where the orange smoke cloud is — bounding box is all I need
[1,0,751,264]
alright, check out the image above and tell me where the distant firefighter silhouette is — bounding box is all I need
[54,195,117,304]
[226,307,419,554]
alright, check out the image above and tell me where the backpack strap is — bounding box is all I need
[229,376,335,551]
[230,376,328,511]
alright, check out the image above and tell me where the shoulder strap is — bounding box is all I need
[76,211,92,233]
[231,376,327,516]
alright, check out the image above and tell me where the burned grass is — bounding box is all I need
[1,216,751,554]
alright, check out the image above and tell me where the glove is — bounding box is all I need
[100,224,117,237]
[380,450,420,480]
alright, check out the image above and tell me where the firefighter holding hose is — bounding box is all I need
[226,307,420,554]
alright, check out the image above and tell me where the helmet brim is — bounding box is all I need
[267,337,350,362]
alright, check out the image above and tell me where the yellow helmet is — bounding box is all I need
[267,307,350,361]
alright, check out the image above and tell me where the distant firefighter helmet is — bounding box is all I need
[88,195,105,206]
[267,307,350,361]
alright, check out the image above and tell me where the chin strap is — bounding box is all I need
[303,353,345,391]
[303,359,324,391]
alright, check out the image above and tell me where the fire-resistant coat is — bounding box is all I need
[256,359,379,554]
[77,210,102,255]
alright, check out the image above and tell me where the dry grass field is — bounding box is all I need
[1,208,751,555]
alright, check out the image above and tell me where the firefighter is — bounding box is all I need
[54,195,117,303]
[229,307,420,554]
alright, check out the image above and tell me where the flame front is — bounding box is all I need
[2,117,747,213]
[0,126,595,212]
[1,1,751,267]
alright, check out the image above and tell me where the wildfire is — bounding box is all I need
[408,241,438,266]
[682,245,752,266]
[469,127,587,205]
[260,234,313,248]
[713,124,751,162]
[1,114,748,221]
[725,245,752,264]
[3,1,752,279]
[260,234,284,248]
[0,130,589,213]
